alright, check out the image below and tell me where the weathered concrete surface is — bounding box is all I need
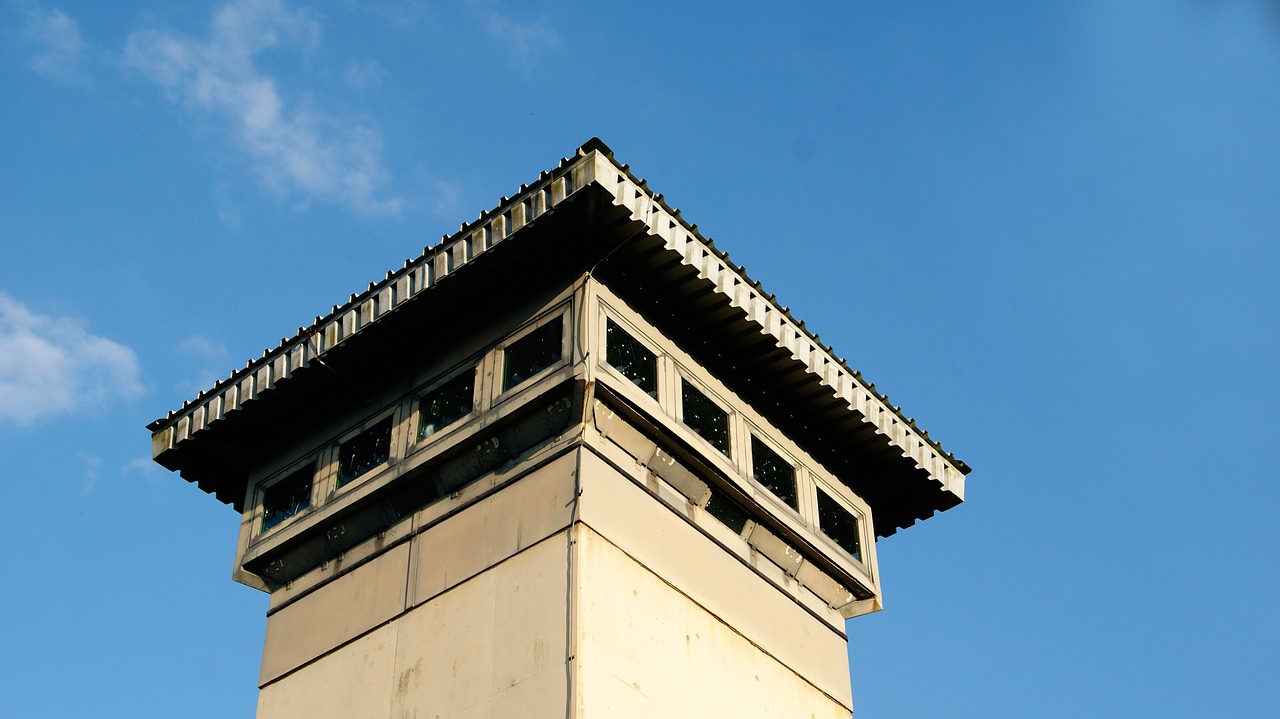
[576,527,851,718]
[256,446,853,718]
[257,531,570,719]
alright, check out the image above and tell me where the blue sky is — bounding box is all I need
[2,1,1277,716]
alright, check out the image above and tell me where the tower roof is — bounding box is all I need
[149,139,969,536]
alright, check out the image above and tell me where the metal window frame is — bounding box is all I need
[675,374,735,459]
[253,454,321,540]
[495,304,572,401]
[746,428,807,519]
[410,365,480,448]
[812,478,873,574]
[329,405,402,497]
[600,313,661,399]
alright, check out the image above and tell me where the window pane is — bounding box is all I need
[751,436,797,509]
[705,487,750,534]
[817,490,862,562]
[681,380,730,456]
[605,319,657,397]
[338,416,393,487]
[262,466,312,531]
[419,370,475,440]
[503,316,564,390]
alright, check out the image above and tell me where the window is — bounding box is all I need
[261,465,312,532]
[705,487,750,534]
[503,316,563,390]
[751,436,797,510]
[817,490,862,562]
[605,319,657,397]
[338,416,393,487]
[419,370,475,440]
[681,380,730,456]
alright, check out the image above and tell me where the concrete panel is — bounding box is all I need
[575,526,851,718]
[576,449,852,707]
[256,445,850,718]
[408,450,577,607]
[257,622,399,719]
[391,531,569,718]
[260,542,410,685]
[267,518,415,613]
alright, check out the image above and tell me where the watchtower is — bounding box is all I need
[148,139,968,718]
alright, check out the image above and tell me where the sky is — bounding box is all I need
[1,0,1278,716]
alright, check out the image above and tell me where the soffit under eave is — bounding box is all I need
[148,145,600,461]
[147,140,969,527]
[154,195,609,510]
[592,238,963,537]
[575,151,969,500]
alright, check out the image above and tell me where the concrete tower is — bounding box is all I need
[149,140,969,718]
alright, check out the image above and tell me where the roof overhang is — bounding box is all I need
[149,139,969,536]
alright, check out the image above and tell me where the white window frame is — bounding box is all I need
[598,308,666,408]
[494,304,572,405]
[744,426,806,521]
[409,364,480,452]
[674,372,736,460]
[812,477,873,572]
[326,405,402,498]
[253,454,321,539]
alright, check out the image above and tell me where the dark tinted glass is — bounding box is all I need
[338,416,393,486]
[817,490,862,561]
[751,436,797,509]
[262,466,312,531]
[605,320,657,397]
[419,371,475,440]
[504,317,563,390]
[705,487,750,534]
[681,380,729,456]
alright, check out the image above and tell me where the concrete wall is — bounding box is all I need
[254,445,852,718]
[576,447,853,714]
[257,531,571,719]
[575,527,851,718]
[257,450,578,719]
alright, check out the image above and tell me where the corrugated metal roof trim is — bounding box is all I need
[147,145,592,450]
[150,138,968,497]
[577,148,971,491]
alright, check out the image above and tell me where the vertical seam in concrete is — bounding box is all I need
[403,514,416,611]
[581,525,854,714]
[257,529,575,692]
[566,448,583,719]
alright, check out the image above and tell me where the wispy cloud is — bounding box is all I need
[214,181,245,228]
[344,58,389,91]
[425,177,462,217]
[473,1,561,66]
[78,453,102,496]
[123,0,403,216]
[121,456,164,485]
[0,293,144,425]
[173,334,231,396]
[176,334,230,362]
[23,5,90,86]
[342,0,430,29]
